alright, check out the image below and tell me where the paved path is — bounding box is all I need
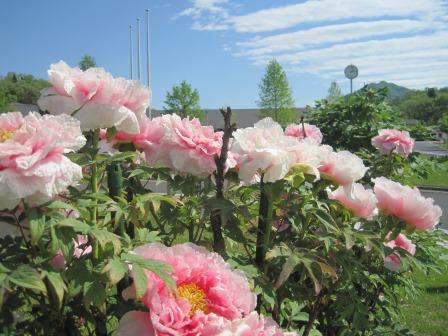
[421,189,448,229]
[414,141,448,157]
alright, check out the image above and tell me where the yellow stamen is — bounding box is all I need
[0,129,14,142]
[178,283,209,314]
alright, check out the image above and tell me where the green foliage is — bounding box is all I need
[409,123,435,140]
[393,87,448,124]
[258,58,296,126]
[439,113,448,133]
[326,81,342,102]
[0,83,444,335]
[164,80,205,121]
[0,73,49,108]
[78,54,97,71]
[311,87,398,151]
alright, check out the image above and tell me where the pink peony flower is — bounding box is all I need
[371,129,414,158]
[99,116,165,158]
[373,177,442,230]
[327,183,378,219]
[0,112,85,210]
[319,150,368,186]
[146,114,230,176]
[116,243,256,336]
[231,118,299,184]
[50,234,92,270]
[38,61,150,133]
[218,312,298,336]
[384,233,416,271]
[284,123,323,145]
[286,139,325,179]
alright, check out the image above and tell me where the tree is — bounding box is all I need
[258,59,296,126]
[164,80,204,120]
[311,87,397,152]
[393,88,448,124]
[78,54,97,70]
[0,73,49,109]
[326,81,342,102]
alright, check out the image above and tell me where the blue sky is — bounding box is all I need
[1,0,447,109]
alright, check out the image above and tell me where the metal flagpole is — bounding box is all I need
[136,18,141,81]
[145,9,151,118]
[129,25,133,79]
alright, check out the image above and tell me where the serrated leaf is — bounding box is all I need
[103,257,127,285]
[57,218,91,233]
[9,265,46,294]
[90,228,121,254]
[46,200,77,211]
[83,281,106,307]
[122,253,175,290]
[132,264,148,298]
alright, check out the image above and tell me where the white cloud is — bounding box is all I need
[230,0,445,33]
[178,0,448,89]
[237,19,434,57]
[179,0,229,18]
[177,0,230,31]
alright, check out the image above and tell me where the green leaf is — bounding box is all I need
[106,126,117,141]
[57,218,91,233]
[90,228,121,254]
[132,264,148,299]
[45,271,67,308]
[106,151,136,163]
[204,198,235,225]
[103,257,127,285]
[46,200,77,211]
[9,265,46,294]
[275,254,302,289]
[285,166,306,188]
[266,244,292,260]
[26,208,46,245]
[122,253,175,290]
[83,281,106,307]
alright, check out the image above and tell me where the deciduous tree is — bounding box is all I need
[258,59,296,126]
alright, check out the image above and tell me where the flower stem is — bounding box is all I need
[210,107,235,254]
[91,129,100,259]
[255,177,273,271]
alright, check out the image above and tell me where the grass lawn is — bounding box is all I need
[400,269,448,336]
[405,158,448,188]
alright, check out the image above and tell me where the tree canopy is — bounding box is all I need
[0,73,49,111]
[326,81,342,102]
[393,87,448,124]
[164,80,204,121]
[258,59,296,126]
[78,54,97,71]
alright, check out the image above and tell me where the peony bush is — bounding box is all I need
[0,62,446,336]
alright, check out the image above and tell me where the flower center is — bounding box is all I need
[0,129,14,142]
[178,283,209,314]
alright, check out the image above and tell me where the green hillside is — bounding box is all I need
[364,81,411,101]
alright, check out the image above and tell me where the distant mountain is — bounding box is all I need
[364,81,411,101]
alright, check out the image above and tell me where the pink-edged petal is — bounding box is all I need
[116,311,155,336]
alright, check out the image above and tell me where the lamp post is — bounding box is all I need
[145,9,151,118]
[136,18,141,81]
[129,25,133,79]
